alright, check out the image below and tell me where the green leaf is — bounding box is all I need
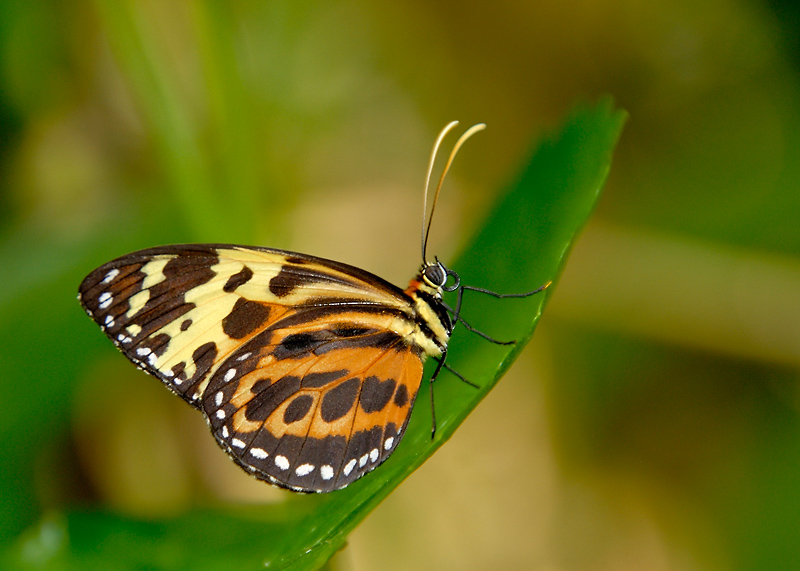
[4,100,626,571]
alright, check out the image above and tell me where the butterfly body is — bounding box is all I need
[79,244,452,492]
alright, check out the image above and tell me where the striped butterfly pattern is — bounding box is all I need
[78,123,548,492]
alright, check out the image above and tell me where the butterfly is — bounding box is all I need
[78,122,549,493]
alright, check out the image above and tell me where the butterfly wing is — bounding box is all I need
[202,314,422,491]
[79,244,425,492]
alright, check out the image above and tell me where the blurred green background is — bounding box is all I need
[1,0,799,569]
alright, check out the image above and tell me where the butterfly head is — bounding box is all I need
[421,258,460,295]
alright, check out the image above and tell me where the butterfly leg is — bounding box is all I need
[428,349,449,439]
[460,281,551,300]
[440,361,479,389]
[448,281,551,344]
[452,316,515,345]
[428,352,482,440]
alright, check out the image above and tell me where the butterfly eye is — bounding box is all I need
[422,260,462,292]
[422,262,448,288]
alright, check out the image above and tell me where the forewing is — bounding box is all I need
[78,244,410,409]
[201,312,424,492]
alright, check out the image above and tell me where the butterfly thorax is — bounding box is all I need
[403,271,452,360]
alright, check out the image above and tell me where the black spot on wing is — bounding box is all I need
[320,377,360,422]
[301,369,349,389]
[314,331,403,355]
[393,383,409,407]
[359,376,396,413]
[244,375,301,423]
[273,332,324,360]
[273,329,403,361]
[267,264,363,298]
[283,395,314,424]
[223,265,254,292]
[251,378,271,394]
[332,325,374,337]
[221,298,271,339]
[268,265,308,298]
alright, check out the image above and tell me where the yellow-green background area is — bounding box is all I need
[1,1,798,570]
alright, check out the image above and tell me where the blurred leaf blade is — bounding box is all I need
[95,0,238,241]
[4,100,625,570]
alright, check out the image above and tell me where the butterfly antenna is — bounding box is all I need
[421,122,487,265]
[421,121,459,265]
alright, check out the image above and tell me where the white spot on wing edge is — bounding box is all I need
[102,268,119,284]
[275,455,289,470]
[369,448,379,463]
[295,463,314,476]
[104,315,115,328]
[215,391,223,407]
[231,438,245,449]
[221,425,229,439]
[384,437,394,450]
[250,447,267,459]
[215,409,226,419]
[98,291,112,309]
[223,369,236,382]
[320,465,334,480]
[343,459,357,476]
[237,352,251,362]
[359,454,368,468]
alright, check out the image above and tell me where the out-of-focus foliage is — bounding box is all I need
[0,0,798,570]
